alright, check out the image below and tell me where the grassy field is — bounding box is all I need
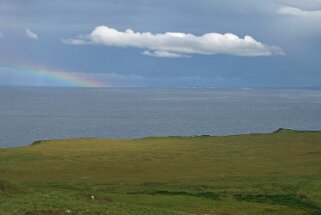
[1,128,321,215]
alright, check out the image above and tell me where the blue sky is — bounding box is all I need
[0,0,320,87]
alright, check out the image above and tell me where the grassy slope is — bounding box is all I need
[1,129,321,215]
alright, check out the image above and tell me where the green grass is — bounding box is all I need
[1,128,321,214]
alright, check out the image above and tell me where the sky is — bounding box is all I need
[0,0,320,88]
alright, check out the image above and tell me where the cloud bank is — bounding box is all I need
[26,28,39,39]
[64,26,284,58]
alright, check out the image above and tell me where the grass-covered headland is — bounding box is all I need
[1,128,321,215]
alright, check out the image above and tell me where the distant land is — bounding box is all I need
[1,129,321,214]
[0,85,321,89]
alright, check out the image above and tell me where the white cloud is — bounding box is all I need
[275,0,321,8]
[64,26,284,58]
[274,2,321,36]
[278,6,321,19]
[26,28,39,39]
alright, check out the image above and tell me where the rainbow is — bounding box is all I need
[0,65,110,88]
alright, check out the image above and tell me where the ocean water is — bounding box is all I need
[0,87,320,148]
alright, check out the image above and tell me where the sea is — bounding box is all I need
[0,87,320,148]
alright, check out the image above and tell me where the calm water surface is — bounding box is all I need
[0,87,320,147]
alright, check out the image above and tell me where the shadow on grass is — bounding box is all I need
[234,193,321,214]
[24,209,74,215]
[128,190,220,200]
